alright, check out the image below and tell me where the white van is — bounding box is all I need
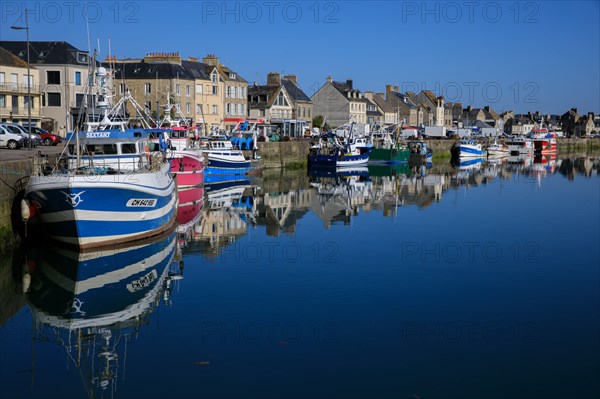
[0,124,25,149]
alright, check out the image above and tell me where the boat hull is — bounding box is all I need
[170,150,204,187]
[533,139,557,155]
[452,144,485,158]
[368,147,410,163]
[25,164,177,249]
[207,153,251,169]
[487,149,509,157]
[309,150,371,167]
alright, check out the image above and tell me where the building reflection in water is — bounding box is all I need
[17,229,183,399]
[179,155,599,258]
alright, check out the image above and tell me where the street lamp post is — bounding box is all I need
[11,9,32,149]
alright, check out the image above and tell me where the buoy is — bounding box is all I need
[22,263,31,293]
[21,199,30,222]
[22,273,31,293]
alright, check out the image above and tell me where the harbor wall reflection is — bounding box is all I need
[179,156,599,258]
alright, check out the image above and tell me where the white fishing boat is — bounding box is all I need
[486,140,509,157]
[24,56,177,249]
[451,139,485,158]
[506,136,534,156]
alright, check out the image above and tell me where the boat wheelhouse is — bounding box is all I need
[506,136,534,156]
[451,139,485,158]
[26,129,177,249]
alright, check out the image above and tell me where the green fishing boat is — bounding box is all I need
[368,131,410,163]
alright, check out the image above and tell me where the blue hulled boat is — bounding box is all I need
[309,125,372,168]
[25,129,177,249]
[201,134,251,173]
[451,139,485,158]
[24,62,177,249]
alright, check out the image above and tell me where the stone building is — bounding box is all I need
[0,46,42,126]
[1,41,96,134]
[311,76,367,127]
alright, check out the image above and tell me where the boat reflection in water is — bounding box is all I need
[24,229,182,398]
[176,185,205,249]
[179,155,599,258]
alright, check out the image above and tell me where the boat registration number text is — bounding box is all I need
[127,270,158,292]
[126,198,157,207]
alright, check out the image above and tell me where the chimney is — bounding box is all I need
[267,72,281,86]
[283,74,297,84]
[385,84,399,98]
[202,54,219,66]
[364,91,374,100]
[188,56,198,62]
[326,75,333,84]
[484,106,490,112]
[346,79,353,90]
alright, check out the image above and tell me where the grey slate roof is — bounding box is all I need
[181,60,211,80]
[371,95,396,113]
[331,80,368,103]
[248,84,280,108]
[0,41,88,65]
[281,79,311,102]
[220,65,247,83]
[388,91,417,109]
[0,46,32,68]
[113,61,194,80]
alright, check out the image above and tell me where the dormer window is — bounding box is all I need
[211,72,218,83]
[229,73,236,79]
[39,50,49,58]
[77,52,88,64]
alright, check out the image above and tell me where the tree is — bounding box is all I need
[312,115,324,129]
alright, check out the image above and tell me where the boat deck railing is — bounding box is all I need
[31,152,168,177]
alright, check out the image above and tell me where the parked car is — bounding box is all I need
[1,123,42,147]
[0,124,25,149]
[22,125,62,146]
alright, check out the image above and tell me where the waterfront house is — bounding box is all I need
[311,76,367,127]
[111,53,196,126]
[281,74,313,134]
[561,108,580,136]
[208,55,248,132]
[413,90,447,127]
[461,105,501,127]
[382,86,420,126]
[248,72,311,137]
[248,73,294,136]
[505,115,535,135]
[575,112,596,136]
[368,92,400,126]
[111,52,247,132]
[364,96,383,128]
[1,41,95,135]
[0,47,42,126]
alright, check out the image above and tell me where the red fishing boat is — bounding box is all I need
[530,128,557,155]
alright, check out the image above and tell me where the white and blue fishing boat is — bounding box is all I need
[451,139,485,158]
[200,134,251,177]
[309,124,372,168]
[24,60,177,249]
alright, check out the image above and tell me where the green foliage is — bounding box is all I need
[312,115,324,129]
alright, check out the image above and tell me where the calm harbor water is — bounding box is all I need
[1,156,599,399]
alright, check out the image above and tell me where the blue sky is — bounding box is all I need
[1,0,598,114]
